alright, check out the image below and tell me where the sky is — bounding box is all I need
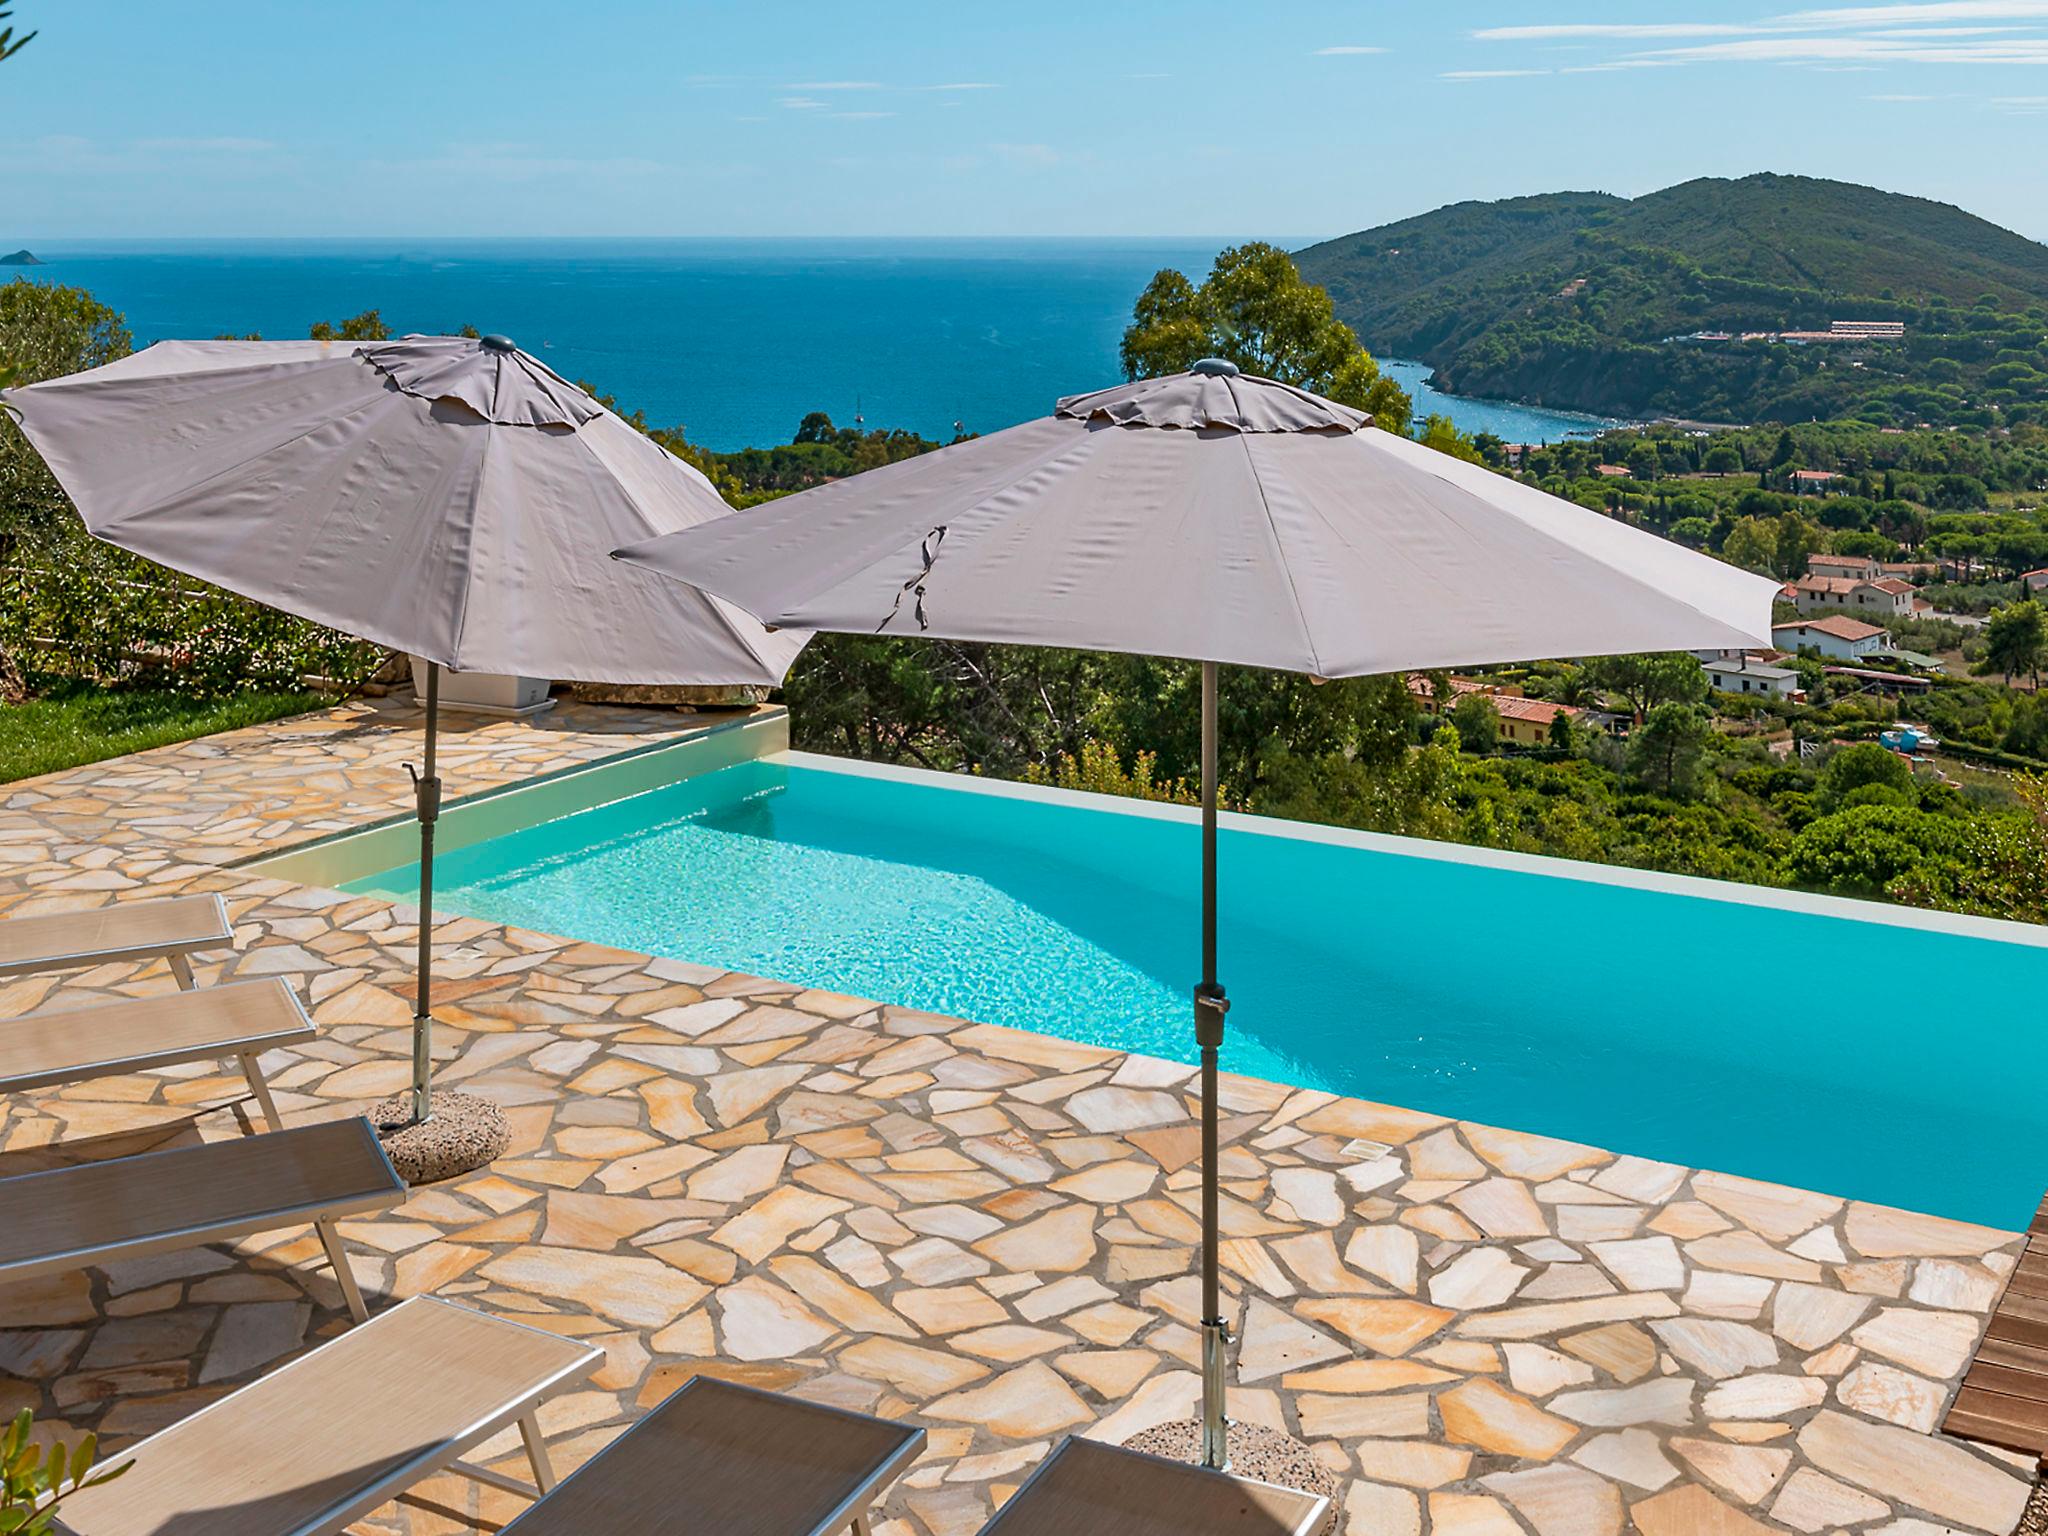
[5,0,2048,243]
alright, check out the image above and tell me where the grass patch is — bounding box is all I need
[0,679,327,785]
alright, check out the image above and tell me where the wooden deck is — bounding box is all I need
[1945,1193,2048,1458]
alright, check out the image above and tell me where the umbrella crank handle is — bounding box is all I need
[406,763,442,825]
[1194,983,1229,1049]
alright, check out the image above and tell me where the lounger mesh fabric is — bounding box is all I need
[50,1297,600,1536]
[502,1375,925,1536]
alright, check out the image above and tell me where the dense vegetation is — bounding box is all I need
[1295,174,2048,428]
[4,257,2046,924]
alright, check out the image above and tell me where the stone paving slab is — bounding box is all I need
[0,699,2035,1536]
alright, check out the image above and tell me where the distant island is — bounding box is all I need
[1295,174,2048,430]
[0,250,43,266]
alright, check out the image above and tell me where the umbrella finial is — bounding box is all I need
[1191,357,1240,377]
[480,334,517,354]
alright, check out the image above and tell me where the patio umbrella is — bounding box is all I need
[3,335,808,1170]
[614,359,1778,1470]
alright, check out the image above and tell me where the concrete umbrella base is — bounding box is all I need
[368,1091,509,1184]
[1121,1419,1342,1534]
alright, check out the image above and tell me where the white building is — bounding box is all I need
[1773,615,1887,662]
[1704,657,1801,700]
[1791,574,1918,619]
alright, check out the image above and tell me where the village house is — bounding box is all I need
[2025,567,2048,595]
[1405,674,1583,746]
[1789,469,1838,494]
[1791,573,1919,618]
[1773,614,1888,662]
[1704,655,1801,699]
[1807,553,1881,581]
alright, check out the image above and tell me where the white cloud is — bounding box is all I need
[1314,45,1387,55]
[1559,58,1686,71]
[778,96,828,110]
[917,81,1001,90]
[830,110,897,120]
[1477,0,2048,73]
[1473,23,1751,39]
[134,136,277,153]
[785,80,884,91]
[1443,68,1555,78]
[1642,34,2048,59]
[989,142,1065,167]
[1776,1,2048,24]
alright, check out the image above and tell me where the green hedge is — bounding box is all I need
[1,532,383,697]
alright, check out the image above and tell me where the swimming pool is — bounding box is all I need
[339,750,2048,1228]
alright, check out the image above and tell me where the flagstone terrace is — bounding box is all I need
[0,696,2037,1536]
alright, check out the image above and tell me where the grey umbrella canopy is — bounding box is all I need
[5,335,810,1131]
[617,359,1778,1469]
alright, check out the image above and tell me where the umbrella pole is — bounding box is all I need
[1196,659,1232,1470]
[409,661,443,1125]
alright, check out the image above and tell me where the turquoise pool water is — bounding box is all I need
[342,753,2048,1228]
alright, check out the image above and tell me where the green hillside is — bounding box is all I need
[1295,174,2048,428]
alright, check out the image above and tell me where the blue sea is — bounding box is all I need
[10,239,1621,451]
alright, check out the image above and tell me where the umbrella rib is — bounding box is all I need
[573,428,803,668]
[1376,437,1771,655]
[443,431,492,670]
[1239,434,1328,676]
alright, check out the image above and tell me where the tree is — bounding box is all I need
[0,281,132,549]
[1814,741,1914,812]
[1772,515,1824,581]
[308,310,391,341]
[1120,243,1410,431]
[1414,414,1483,463]
[1702,443,1743,475]
[1449,693,1499,754]
[1626,702,1712,797]
[1593,652,1707,723]
[1721,517,1778,576]
[1981,600,2046,686]
[1785,803,1966,900]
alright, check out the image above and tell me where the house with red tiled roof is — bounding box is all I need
[1808,553,1880,581]
[1773,615,1887,662]
[2025,567,2048,595]
[1405,675,1582,746]
[1791,574,1918,619]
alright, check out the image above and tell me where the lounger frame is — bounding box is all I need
[0,1116,402,1323]
[49,1296,602,1536]
[0,978,314,1132]
[0,893,234,981]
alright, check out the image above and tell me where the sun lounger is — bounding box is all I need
[0,894,233,987]
[0,978,314,1130]
[0,1115,402,1323]
[47,1295,602,1536]
[500,1374,925,1536]
[976,1437,1330,1536]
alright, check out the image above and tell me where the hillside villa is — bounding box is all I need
[1704,654,1801,699]
[1405,672,1584,744]
[1773,613,1889,661]
[1789,572,1922,619]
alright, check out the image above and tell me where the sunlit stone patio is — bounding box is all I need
[0,697,2036,1536]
